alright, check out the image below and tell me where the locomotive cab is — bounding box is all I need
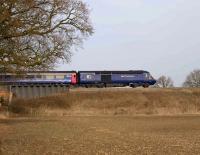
[144,72,154,80]
[144,72,156,85]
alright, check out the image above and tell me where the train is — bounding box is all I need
[0,70,156,88]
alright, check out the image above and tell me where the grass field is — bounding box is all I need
[1,88,200,154]
[1,116,200,154]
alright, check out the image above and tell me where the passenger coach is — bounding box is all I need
[0,71,77,85]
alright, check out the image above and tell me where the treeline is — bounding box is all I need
[155,69,200,88]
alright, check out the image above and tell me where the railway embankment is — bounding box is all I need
[3,88,200,116]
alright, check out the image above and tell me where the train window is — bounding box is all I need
[42,75,46,79]
[64,75,69,79]
[25,75,34,79]
[0,75,6,79]
[146,73,153,79]
[5,75,12,79]
[149,75,154,80]
[144,73,148,78]
[36,75,42,78]
[144,73,151,79]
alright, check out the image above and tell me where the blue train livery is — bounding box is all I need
[78,70,156,88]
[0,70,156,88]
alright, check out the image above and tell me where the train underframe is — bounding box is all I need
[77,82,150,88]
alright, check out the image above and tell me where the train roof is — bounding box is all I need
[0,70,150,75]
[78,70,149,74]
[27,71,76,73]
[0,71,76,75]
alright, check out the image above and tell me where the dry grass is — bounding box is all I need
[0,90,9,104]
[8,88,200,116]
[1,116,200,154]
[1,88,200,154]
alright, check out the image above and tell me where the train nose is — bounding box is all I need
[152,80,157,85]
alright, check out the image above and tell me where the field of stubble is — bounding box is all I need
[1,88,200,154]
[1,116,200,155]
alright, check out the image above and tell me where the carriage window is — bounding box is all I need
[0,75,5,79]
[27,75,34,79]
[36,75,42,78]
[5,75,12,79]
[64,74,72,78]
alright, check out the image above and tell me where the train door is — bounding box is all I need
[71,73,77,84]
[101,74,112,84]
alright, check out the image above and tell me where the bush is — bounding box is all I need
[7,88,200,116]
[10,94,72,114]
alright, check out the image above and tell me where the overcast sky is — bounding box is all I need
[58,0,200,86]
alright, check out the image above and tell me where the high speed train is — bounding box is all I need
[0,70,156,88]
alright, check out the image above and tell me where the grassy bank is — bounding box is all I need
[8,88,200,116]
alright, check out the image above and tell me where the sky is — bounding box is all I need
[58,0,200,86]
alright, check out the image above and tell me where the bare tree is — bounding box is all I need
[155,75,174,88]
[183,69,200,87]
[0,0,93,72]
